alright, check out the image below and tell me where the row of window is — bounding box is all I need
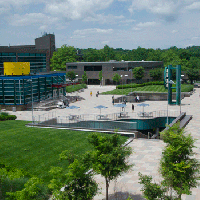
[0,53,46,56]
[67,66,161,71]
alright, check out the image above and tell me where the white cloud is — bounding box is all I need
[84,14,124,24]
[44,0,114,20]
[102,40,109,45]
[185,2,200,10]
[191,36,199,40]
[128,0,198,22]
[73,28,113,35]
[172,30,178,33]
[8,13,58,27]
[137,21,159,27]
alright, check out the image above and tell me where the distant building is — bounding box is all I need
[0,34,66,110]
[0,33,55,75]
[66,61,163,85]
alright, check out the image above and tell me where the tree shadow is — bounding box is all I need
[102,191,145,200]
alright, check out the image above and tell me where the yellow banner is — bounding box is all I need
[4,62,30,75]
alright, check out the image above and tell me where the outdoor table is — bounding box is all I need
[69,115,79,120]
[117,112,128,118]
[137,112,153,117]
[97,114,108,120]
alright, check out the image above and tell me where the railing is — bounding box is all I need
[33,110,180,131]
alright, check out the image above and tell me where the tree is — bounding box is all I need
[66,71,76,82]
[50,45,77,71]
[186,68,199,84]
[139,124,200,200]
[132,66,145,80]
[138,173,166,200]
[112,73,121,85]
[49,152,98,200]
[88,133,133,200]
[149,68,163,81]
[101,45,116,61]
[160,123,200,199]
[160,49,181,67]
[82,71,87,84]
[7,177,48,200]
[99,70,103,85]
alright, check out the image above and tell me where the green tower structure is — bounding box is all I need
[164,65,181,105]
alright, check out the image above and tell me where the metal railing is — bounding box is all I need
[33,110,180,131]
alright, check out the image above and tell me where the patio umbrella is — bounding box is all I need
[66,105,80,109]
[94,105,108,115]
[114,103,127,112]
[137,103,149,113]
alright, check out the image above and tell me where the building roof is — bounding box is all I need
[66,61,163,64]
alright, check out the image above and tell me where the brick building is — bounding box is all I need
[66,61,163,85]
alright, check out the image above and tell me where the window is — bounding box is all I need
[113,67,127,71]
[68,66,77,69]
[84,65,102,71]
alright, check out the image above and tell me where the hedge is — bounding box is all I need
[116,81,164,89]
[0,113,17,121]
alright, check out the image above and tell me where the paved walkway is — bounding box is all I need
[7,86,200,199]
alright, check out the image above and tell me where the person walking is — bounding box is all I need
[132,104,134,112]
[90,91,92,96]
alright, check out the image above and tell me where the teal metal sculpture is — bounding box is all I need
[164,65,181,105]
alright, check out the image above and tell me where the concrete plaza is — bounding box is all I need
[7,85,200,200]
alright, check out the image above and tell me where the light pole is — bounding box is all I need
[167,80,174,125]
[180,75,184,114]
[129,69,133,93]
[27,78,34,124]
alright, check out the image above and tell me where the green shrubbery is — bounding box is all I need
[0,112,17,121]
[66,84,87,93]
[116,81,164,89]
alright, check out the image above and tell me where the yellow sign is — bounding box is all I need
[4,62,30,75]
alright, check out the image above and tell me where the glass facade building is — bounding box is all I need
[0,73,66,105]
[0,52,47,75]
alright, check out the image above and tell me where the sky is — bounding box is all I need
[0,0,200,50]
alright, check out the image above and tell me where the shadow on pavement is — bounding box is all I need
[102,192,145,200]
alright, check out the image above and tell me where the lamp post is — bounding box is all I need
[121,74,128,102]
[27,78,34,124]
[167,80,175,125]
[129,69,133,93]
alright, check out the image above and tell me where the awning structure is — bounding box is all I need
[52,82,79,88]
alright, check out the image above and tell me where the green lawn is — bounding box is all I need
[66,84,87,93]
[0,121,127,183]
[102,84,194,95]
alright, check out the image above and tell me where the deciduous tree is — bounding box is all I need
[160,124,200,199]
[82,71,88,84]
[132,66,145,80]
[186,68,199,84]
[50,45,77,71]
[88,133,133,200]
[112,73,121,85]
[149,68,163,81]
[66,71,76,82]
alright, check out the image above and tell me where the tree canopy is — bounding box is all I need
[132,66,145,80]
[50,45,77,71]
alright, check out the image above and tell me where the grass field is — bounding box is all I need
[0,120,128,183]
[102,84,194,95]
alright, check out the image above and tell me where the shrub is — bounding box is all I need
[0,113,17,121]
[116,81,164,89]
